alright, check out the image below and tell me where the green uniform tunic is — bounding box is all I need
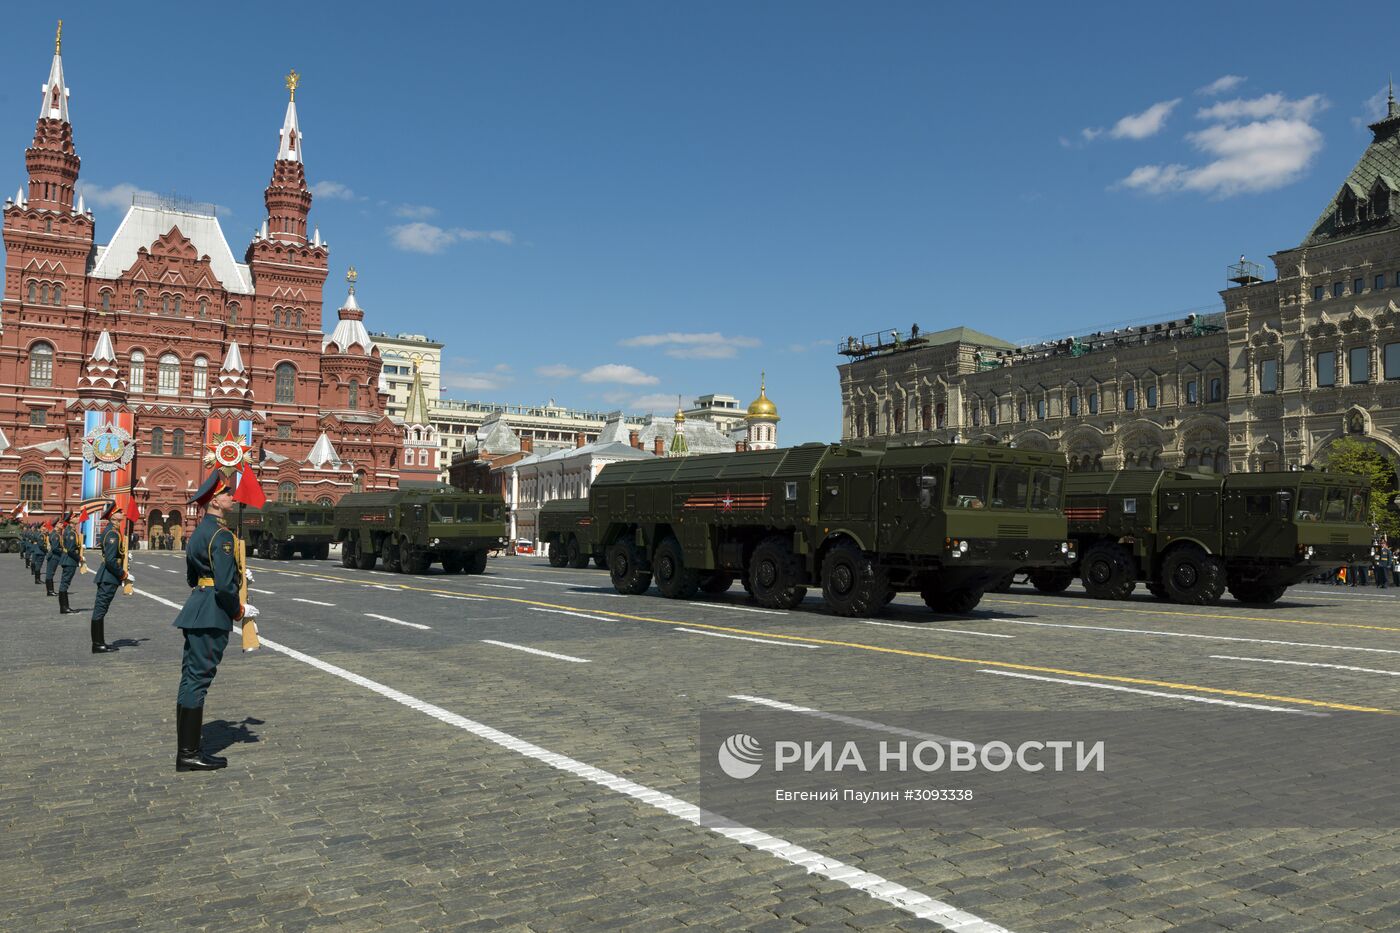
[58,525,80,593]
[92,522,126,621]
[44,529,61,583]
[174,513,242,708]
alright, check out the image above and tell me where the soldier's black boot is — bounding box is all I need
[59,591,78,614]
[33,567,41,584]
[90,618,117,653]
[44,578,54,596]
[176,705,226,771]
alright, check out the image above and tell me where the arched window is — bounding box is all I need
[278,482,297,504]
[1017,399,1028,421]
[316,497,333,507]
[161,294,170,316]
[158,352,180,396]
[53,284,63,305]
[1089,391,1099,415]
[172,429,186,457]
[173,295,182,316]
[192,356,208,397]
[101,290,111,311]
[1146,386,1158,408]
[347,379,359,409]
[150,427,165,455]
[1069,394,1080,416]
[405,449,415,466]
[294,309,303,328]
[44,218,52,234]
[39,284,49,305]
[352,471,364,493]
[19,471,43,507]
[1036,399,1047,419]
[227,303,239,324]
[1124,386,1136,411]
[134,291,145,311]
[275,363,296,404]
[272,308,280,327]
[27,281,36,303]
[29,341,54,386]
[129,351,145,392]
[198,298,208,318]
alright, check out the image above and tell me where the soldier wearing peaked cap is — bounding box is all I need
[57,511,81,615]
[44,518,62,596]
[90,500,130,653]
[171,470,246,772]
[31,523,45,584]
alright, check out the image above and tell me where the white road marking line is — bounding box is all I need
[249,588,276,595]
[470,582,525,590]
[1210,655,1400,677]
[133,587,181,609]
[979,670,1326,715]
[162,568,180,574]
[731,695,969,745]
[119,598,997,933]
[364,584,399,591]
[996,618,1400,656]
[434,593,486,602]
[674,627,820,648]
[701,603,788,616]
[485,575,577,587]
[365,613,431,631]
[860,620,1014,639]
[481,640,591,663]
[291,597,335,607]
[530,607,619,623]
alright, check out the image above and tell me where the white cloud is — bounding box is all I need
[580,364,659,386]
[628,392,685,413]
[394,204,437,219]
[1197,75,1246,97]
[536,364,579,379]
[1081,127,1103,142]
[442,371,509,393]
[76,181,158,210]
[389,222,515,254]
[311,180,357,200]
[1355,86,1391,129]
[1195,93,1326,123]
[1109,99,1181,140]
[619,331,761,359]
[1117,92,1328,198]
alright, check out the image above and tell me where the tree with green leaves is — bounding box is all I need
[1320,437,1400,539]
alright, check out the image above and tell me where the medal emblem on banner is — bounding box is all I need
[82,422,135,473]
[204,431,253,479]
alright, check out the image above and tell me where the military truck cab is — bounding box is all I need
[333,483,507,575]
[589,442,1074,616]
[237,502,334,560]
[539,498,606,569]
[1055,469,1372,605]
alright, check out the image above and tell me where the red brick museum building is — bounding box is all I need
[0,30,436,538]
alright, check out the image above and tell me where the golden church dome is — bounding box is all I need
[745,373,779,422]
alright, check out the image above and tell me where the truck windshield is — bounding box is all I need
[1349,488,1369,523]
[946,463,989,509]
[458,503,482,522]
[483,503,504,521]
[1295,486,1324,522]
[990,467,1029,509]
[431,503,457,523]
[288,511,308,525]
[1029,469,1063,511]
[1323,487,1348,521]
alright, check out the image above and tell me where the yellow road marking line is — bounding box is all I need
[987,596,1400,634]
[259,567,1393,715]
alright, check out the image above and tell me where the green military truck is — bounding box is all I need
[333,483,507,575]
[539,498,607,568]
[1041,469,1374,605]
[236,502,335,560]
[586,442,1075,615]
[0,517,20,553]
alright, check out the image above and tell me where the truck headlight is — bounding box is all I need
[1059,542,1070,555]
[287,535,296,541]
[1300,545,1314,559]
[958,540,969,555]
[430,538,441,547]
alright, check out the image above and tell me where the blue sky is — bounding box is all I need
[3,2,1394,443]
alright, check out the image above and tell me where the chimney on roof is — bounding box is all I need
[521,436,534,454]
[735,440,747,452]
[629,430,640,449]
[575,432,586,448]
[653,437,665,456]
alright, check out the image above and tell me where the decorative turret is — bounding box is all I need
[320,268,383,414]
[26,20,80,213]
[668,395,689,457]
[209,340,252,410]
[400,362,440,480]
[263,69,312,244]
[322,267,377,354]
[744,373,779,451]
[75,329,127,405]
[306,431,342,469]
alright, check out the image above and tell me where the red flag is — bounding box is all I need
[232,461,266,508]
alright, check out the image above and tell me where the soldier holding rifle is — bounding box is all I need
[90,499,132,654]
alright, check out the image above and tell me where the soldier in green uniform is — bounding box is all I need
[91,500,130,653]
[57,512,81,615]
[30,523,45,584]
[172,471,246,772]
[43,518,62,596]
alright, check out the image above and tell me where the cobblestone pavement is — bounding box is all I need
[4,548,1400,931]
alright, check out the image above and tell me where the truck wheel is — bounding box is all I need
[1228,581,1286,605]
[566,536,590,569]
[922,587,982,614]
[466,550,489,575]
[820,542,888,617]
[340,542,356,568]
[382,538,404,573]
[1146,582,1168,600]
[1081,544,1136,600]
[986,572,1014,594]
[547,545,568,568]
[608,540,652,595]
[748,536,807,609]
[700,571,734,594]
[1029,569,1074,594]
[653,537,701,599]
[354,539,377,571]
[1162,546,1226,605]
[593,554,609,570]
[407,551,433,574]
